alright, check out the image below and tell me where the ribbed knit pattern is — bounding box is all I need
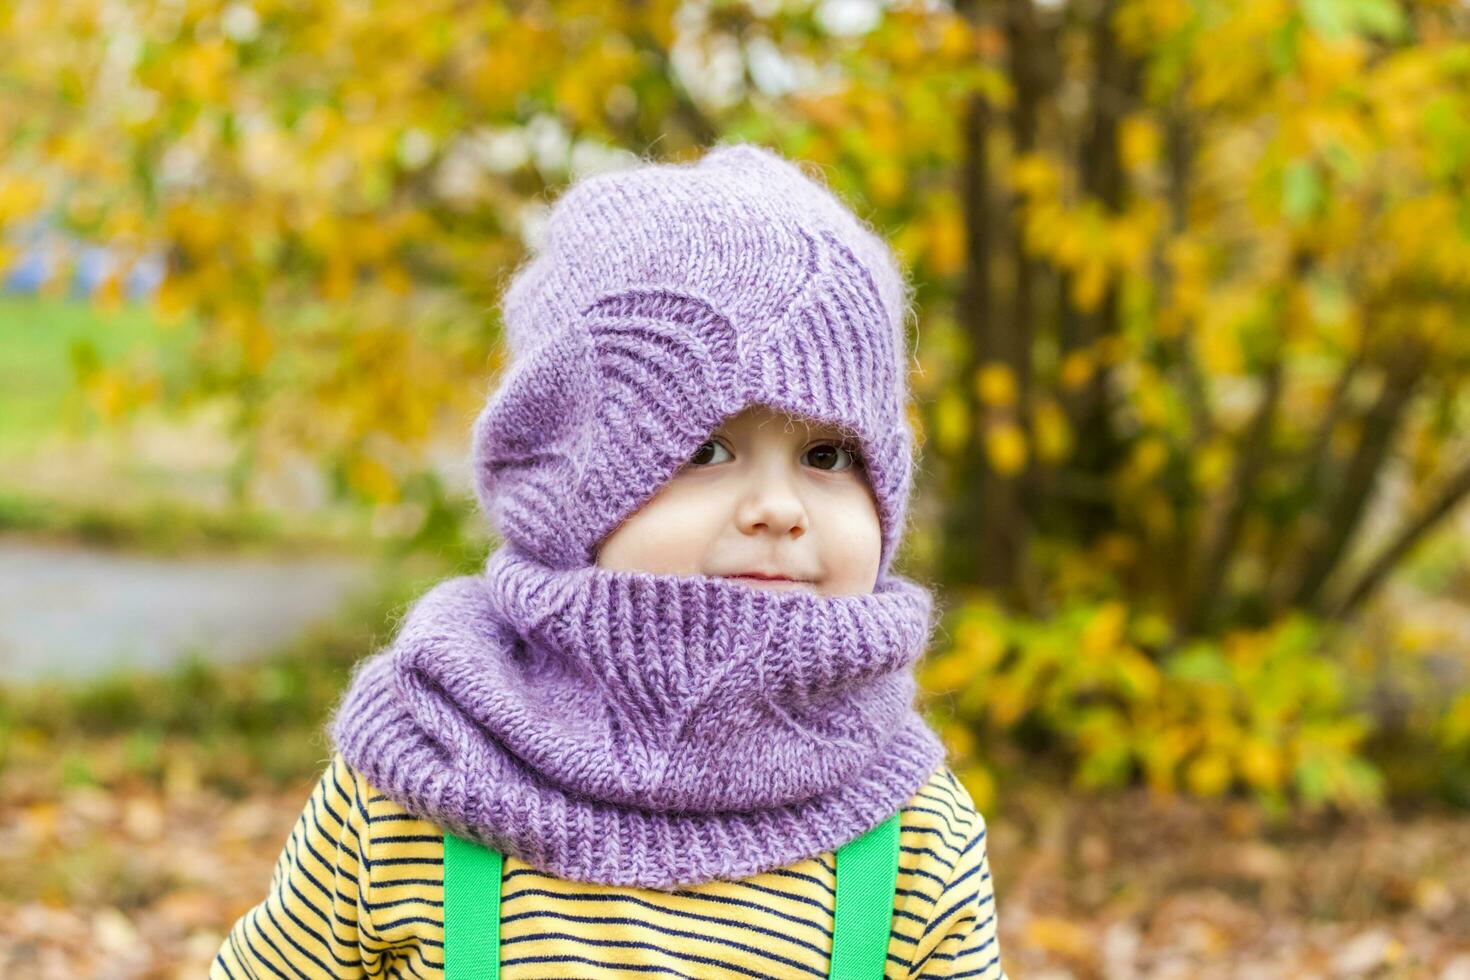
[329,141,952,893]
[331,543,947,890]
[472,141,917,576]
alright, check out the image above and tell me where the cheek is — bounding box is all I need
[595,489,719,575]
[821,489,882,569]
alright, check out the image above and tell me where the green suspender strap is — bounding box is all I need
[829,811,902,979]
[442,811,901,980]
[443,833,503,980]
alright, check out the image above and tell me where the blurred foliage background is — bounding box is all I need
[4,0,1470,972]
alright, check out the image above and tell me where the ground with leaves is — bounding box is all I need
[4,727,1469,978]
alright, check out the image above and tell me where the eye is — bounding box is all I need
[686,438,733,467]
[803,441,863,472]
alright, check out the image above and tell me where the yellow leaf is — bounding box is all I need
[1129,437,1169,480]
[1025,917,1092,959]
[1071,259,1109,312]
[957,618,1007,670]
[347,454,399,504]
[1193,439,1233,492]
[1059,348,1095,390]
[984,420,1028,475]
[927,209,966,278]
[974,361,1017,408]
[955,763,996,813]
[1120,112,1161,171]
[942,721,976,758]
[1115,647,1162,699]
[934,389,971,455]
[923,652,975,692]
[1238,738,1283,790]
[987,674,1029,727]
[1034,397,1072,462]
[869,162,904,207]
[1186,750,1233,796]
[1009,153,1063,198]
[1082,601,1127,658]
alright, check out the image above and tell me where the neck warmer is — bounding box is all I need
[330,543,947,890]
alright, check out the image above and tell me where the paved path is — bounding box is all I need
[0,537,374,682]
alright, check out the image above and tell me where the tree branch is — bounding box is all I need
[1177,357,1284,635]
[1331,453,1470,617]
[1287,341,1429,613]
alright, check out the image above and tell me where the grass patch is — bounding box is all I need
[0,486,376,557]
[0,293,195,454]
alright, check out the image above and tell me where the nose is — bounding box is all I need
[735,470,808,540]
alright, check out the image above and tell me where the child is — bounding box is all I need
[212,142,1006,979]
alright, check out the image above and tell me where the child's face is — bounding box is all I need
[594,403,882,596]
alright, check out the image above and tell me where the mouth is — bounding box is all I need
[719,572,818,591]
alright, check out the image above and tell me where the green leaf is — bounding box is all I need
[1352,0,1406,40]
[1282,159,1324,223]
[1302,0,1406,41]
[1166,645,1232,685]
[1302,0,1351,40]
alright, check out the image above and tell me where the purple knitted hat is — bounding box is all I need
[472,141,917,576]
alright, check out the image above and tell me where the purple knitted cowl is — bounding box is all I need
[329,542,946,889]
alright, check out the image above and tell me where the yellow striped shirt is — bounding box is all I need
[212,753,1006,979]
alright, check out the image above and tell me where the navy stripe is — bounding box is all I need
[900,843,957,874]
[242,902,306,980]
[903,802,970,841]
[914,788,980,836]
[503,952,701,978]
[503,945,797,980]
[951,950,1003,978]
[767,866,836,897]
[499,906,832,964]
[279,829,335,919]
[723,876,831,915]
[371,876,445,890]
[273,854,363,968]
[228,926,269,980]
[893,906,926,925]
[898,864,946,890]
[502,884,834,942]
[931,774,976,815]
[501,927,826,978]
[903,822,970,847]
[261,896,338,975]
[312,782,350,836]
[923,887,981,940]
[370,855,445,868]
[365,892,445,912]
[374,912,443,933]
[921,925,998,965]
[919,782,979,825]
[360,924,446,953]
[888,924,921,948]
[912,924,998,975]
[895,882,942,907]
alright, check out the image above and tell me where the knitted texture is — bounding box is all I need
[330,141,948,888]
[330,543,946,889]
[474,141,916,576]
